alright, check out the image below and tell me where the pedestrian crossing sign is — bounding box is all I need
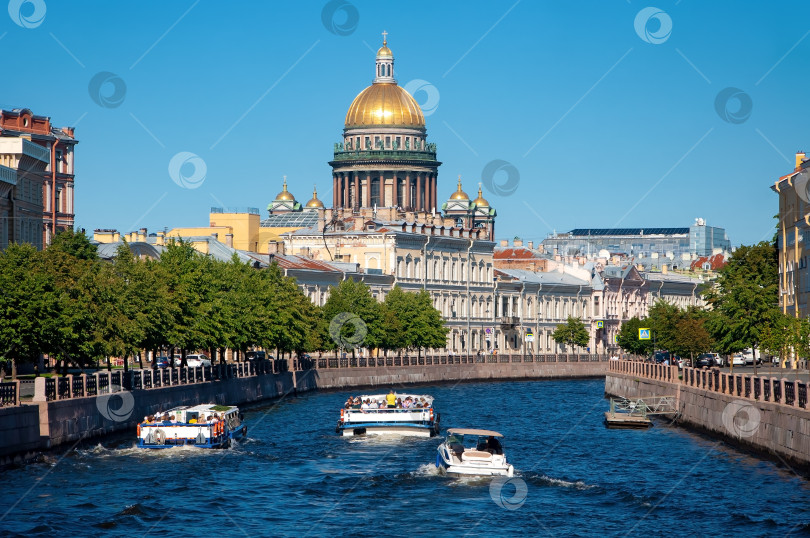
[596,321,603,328]
[639,328,651,340]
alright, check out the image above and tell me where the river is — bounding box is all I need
[1,379,808,537]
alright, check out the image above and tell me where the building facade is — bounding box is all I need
[772,151,810,318]
[0,108,78,248]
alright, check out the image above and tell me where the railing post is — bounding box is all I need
[80,373,87,397]
[66,374,74,399]
[33,377,46,402]
[13,379,20,406]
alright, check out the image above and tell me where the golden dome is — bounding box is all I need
[473,184,489,207]
[450,175,469,200]
[377,45,393,58]
[345,84,425,128]
[305,186,324,208]
[275,177,295,201]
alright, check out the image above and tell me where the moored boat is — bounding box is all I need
[138,404,247,449]
[336,393,440,437]
[435,428,514,477]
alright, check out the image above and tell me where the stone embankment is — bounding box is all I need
[0,354,608,463]
[606,360,810,469]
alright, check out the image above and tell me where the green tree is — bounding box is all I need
[322,278,383,354]
[646,300,683,351]
[0,244,55,377]
[704,242,779,373]
[551,316,590,352]
[616,316,653,356]
[49,229,98,261]
[671,317,713,360]
[409,290,449,357]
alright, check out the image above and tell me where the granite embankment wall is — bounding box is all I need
[301,360,607,390]
[0,359,607,463]
[605,361,810,469]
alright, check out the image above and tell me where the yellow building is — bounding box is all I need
[772,151,810,318]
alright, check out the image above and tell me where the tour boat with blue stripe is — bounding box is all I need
[436,428,514,477]
[137,404,247,449]
[336,393,440,437]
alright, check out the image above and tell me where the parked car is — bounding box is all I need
[186,354,212,367]
[744,354,762,366]
[154,356,170,369]
[695,354,715,368]
[731,354,745,366]
[697,353,723,367]
[245,350,267,361]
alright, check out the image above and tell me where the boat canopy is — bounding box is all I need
[447,428,503,437]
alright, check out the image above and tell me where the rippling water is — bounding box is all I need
[1,379,809,537]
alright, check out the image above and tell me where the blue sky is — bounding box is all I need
[3,0,808,246]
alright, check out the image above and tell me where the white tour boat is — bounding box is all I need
[138,404,247,449]
[435,428,514,477]
[336,393,440,437]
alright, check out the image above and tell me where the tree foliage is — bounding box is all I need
[704,242,779,361]
[616,316,652,356]
[552,316,589,351]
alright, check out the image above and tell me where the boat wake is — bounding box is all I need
[411,463,442,477]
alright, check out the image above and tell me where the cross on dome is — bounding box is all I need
[382,30,388,45]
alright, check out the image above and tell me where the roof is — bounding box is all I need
[261,211,319,228]
[568,228,689,236]
[690,253,726,271]
[447,428,503,437]
[494,246,544,259]
[96,241,164,260]
[497,268,590,286]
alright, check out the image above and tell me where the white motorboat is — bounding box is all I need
[436,428,514,477]
[336,393,440,437]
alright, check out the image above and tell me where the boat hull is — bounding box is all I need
[339,424,434,437]
[436,444,514,477]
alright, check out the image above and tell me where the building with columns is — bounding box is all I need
[331,34,441,217]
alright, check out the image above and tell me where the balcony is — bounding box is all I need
[499,316,520,329]
[331,148,438,163]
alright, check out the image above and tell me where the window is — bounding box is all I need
[385,136,391,148]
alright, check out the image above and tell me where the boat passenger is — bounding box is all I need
[386,390,396,409]
[170,415,177,424]
[351,397,362,410]
[344,397,354,409]
[485,436,503,455]
[396,398,403,409]
[361,399,370,411]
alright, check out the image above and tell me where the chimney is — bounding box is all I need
[225,233,234,248]
[527,241,533,250]
[113,231,120,242]
[155,231,165,246]
[797,151,806,170]
[267,241,279,254]
[514,238,523,247]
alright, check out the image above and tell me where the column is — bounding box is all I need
[392,173,398,208]
[416,173,424,211]
[342,172,349,209]
[430,174,437,211]
[332,174,338,208]
[405,173,412,210]
[365,171,372,208]
[354,173,361,210]
[425,174,433,211]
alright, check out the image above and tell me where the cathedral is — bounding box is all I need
[264,33,496,241]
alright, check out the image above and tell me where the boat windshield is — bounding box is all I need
[449,434,504,453]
